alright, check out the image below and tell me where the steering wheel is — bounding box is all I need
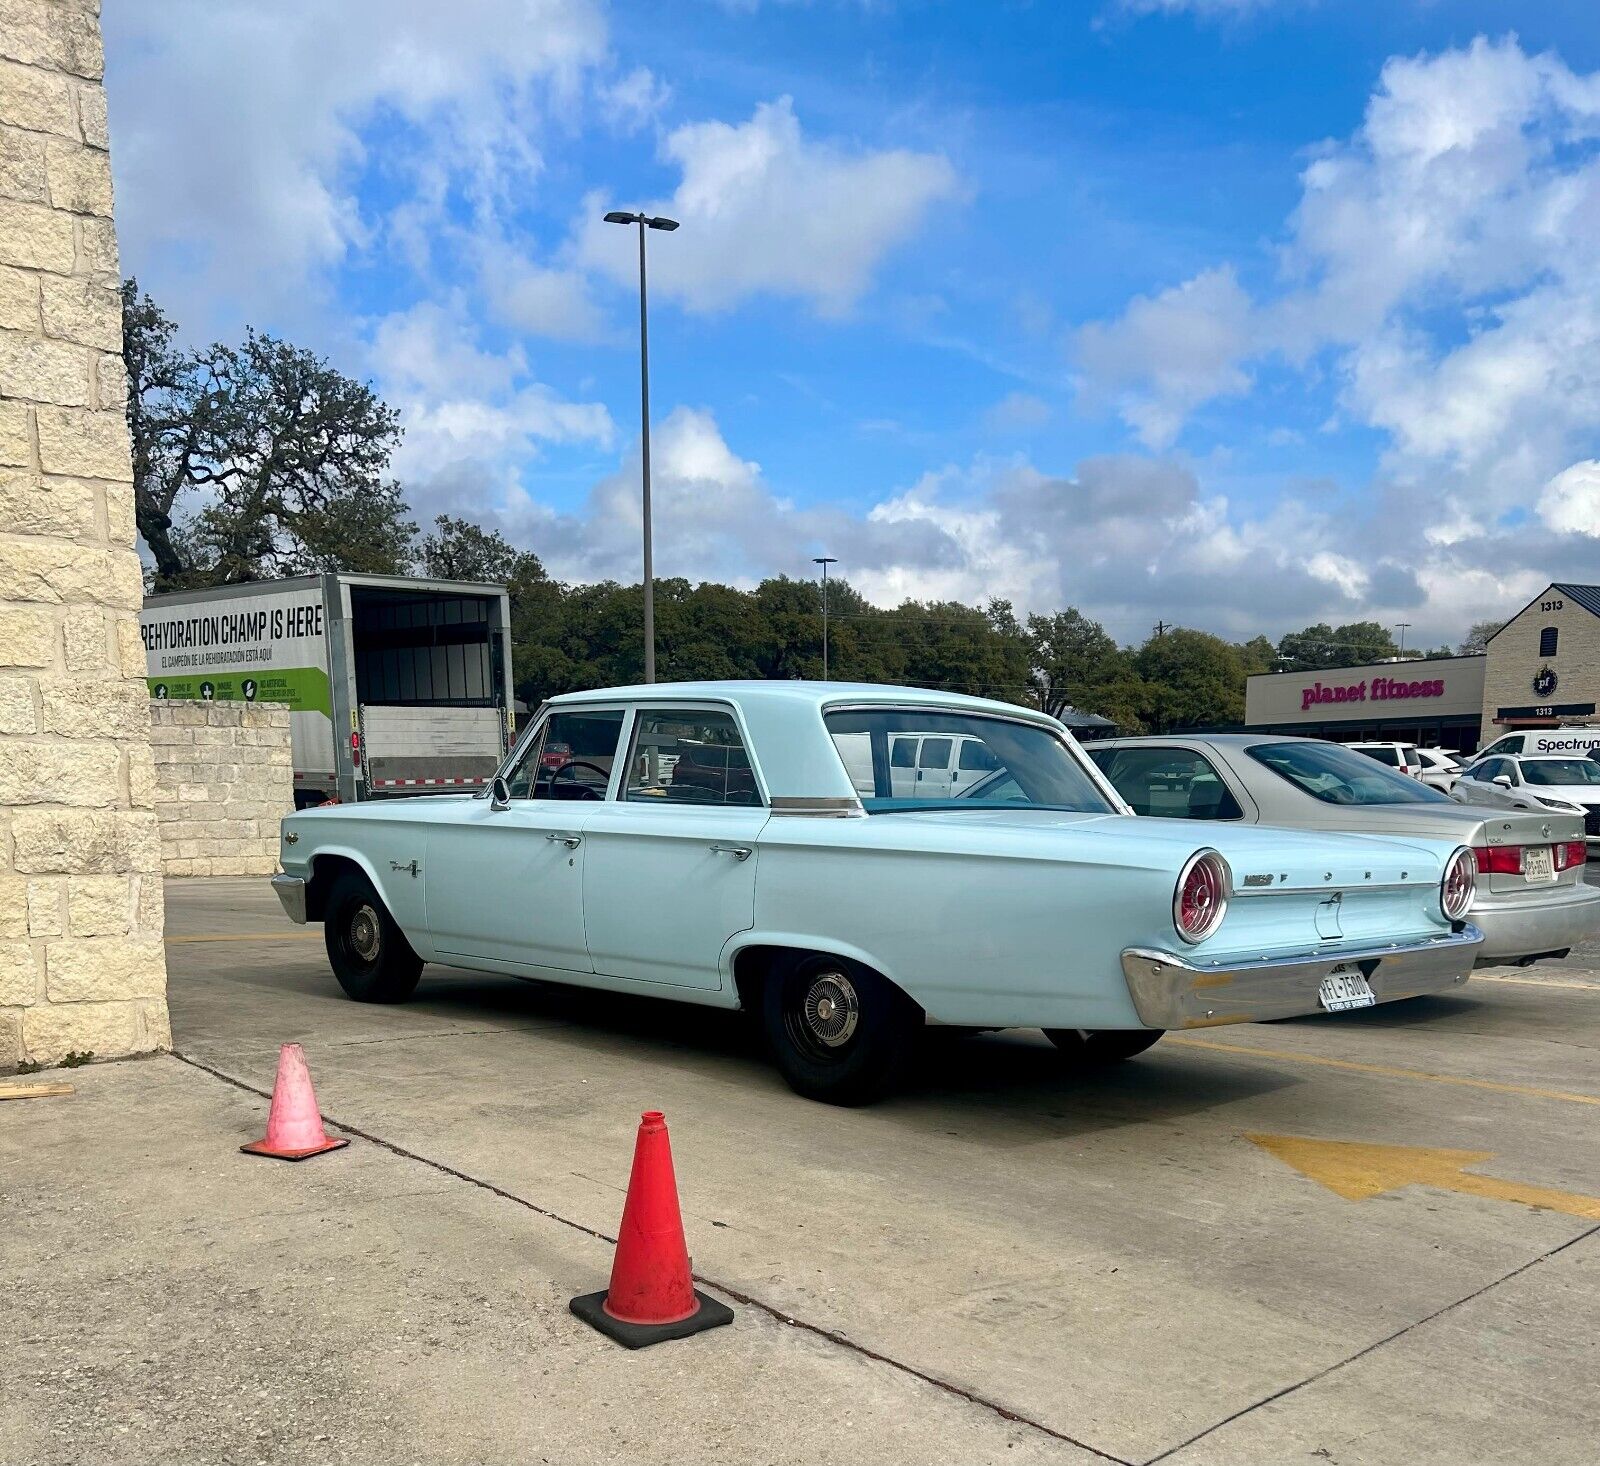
[548,759,609,800]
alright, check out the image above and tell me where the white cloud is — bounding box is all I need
[1074,34,1600,536]
[1074,267,1255,448]
[1538,460,1600,537]
[105,0,610,330]
[372,302,613,492]
[573,97,959,315]
[983,392,1053,433]
[597,66,672,133]
[482,258,608,343]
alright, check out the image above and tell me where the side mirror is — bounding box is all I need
[489,775,511,810]
[1492,774,1512,788]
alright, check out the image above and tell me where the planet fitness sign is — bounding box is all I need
[1301,675,1446,713]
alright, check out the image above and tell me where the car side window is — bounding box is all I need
[918,737,952,770]
[890,737,917,769]
[1472,758,1504,783]
[505,709,624,800]
[624,708,761,807]
[1097,747,1243,820]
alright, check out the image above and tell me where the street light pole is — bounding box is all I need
[604,209,679,682]
[813,556,837,680]
[1396,622,1411,660]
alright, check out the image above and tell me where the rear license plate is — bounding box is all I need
[1318,965,1376,1012]
[1522,846,1555,883]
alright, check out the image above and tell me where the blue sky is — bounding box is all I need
[103,0,1600,646]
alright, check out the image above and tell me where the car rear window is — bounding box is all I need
[824,709,1112,813]
[1249,741,1451,806]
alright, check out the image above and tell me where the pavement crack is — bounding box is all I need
[1141,1221,1600,1464]
[170,1048,1130,1465]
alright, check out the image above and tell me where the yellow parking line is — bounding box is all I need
[1474,974,1600,992]
[1168,1036,1600,1108]
[165,932,320,943]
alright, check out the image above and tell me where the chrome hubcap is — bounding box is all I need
[350,904,381,962]
[802,971,859,1048]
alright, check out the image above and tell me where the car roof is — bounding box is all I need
[1093,732,1307,749]
[545,679,1052,722]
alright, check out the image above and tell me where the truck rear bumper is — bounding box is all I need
[272,874,308,925]
[1120,924,1483,1029]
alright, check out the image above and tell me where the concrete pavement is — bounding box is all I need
[3,876,1598,1464]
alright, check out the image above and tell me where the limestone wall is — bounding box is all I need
[149,702,292,876]
[0,1,171,1067]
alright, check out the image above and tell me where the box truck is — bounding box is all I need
[140,573,514,806]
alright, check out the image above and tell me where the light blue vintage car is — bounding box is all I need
[273,682,1482,1104]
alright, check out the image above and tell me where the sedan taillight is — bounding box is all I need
[1473,844,1522,875]
[1441,847,1476,920]
[1174,849,1230,944]
[1556,840,1588,871]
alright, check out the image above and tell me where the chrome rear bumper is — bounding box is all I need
[1120,925,1483,1029]
[271,873,308,925]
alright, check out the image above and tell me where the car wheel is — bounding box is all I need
[1043,1028,1163,1064]
[323,869,423,1003]
[761,953,918,1106]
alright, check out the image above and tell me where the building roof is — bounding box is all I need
[1486,583,1600,643]
[1553,583,1600,619]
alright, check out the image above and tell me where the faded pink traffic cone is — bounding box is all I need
[240,1043,349,1161]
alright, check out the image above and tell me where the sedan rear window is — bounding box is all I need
[825,709,1112,812]
[1248,741,1451,806]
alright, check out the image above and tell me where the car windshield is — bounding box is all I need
[824,708,1112,813]
[1248,740,1453,806]
[1521,759,1600,786]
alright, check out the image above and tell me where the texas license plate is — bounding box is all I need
[1318,965,1376,1012]
[1522,846,1555,883]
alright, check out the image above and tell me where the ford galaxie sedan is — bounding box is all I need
[274,683,1483,1104]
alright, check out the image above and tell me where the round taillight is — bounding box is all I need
[1174,849,1230,944]
[1441,846,1476,921]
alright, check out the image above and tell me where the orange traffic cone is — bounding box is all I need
[570,1110,734,1348]
[240,1043,349,1161]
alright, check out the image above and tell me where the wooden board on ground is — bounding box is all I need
[0,1080,75,1101]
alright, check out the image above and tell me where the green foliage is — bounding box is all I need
[1276,620,1399,671]
[1459,619,1502,655]
[124,279,415,590]
[1134,629,1247,732]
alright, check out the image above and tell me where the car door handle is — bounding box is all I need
[546,832,582,848]
[710,844,753,861]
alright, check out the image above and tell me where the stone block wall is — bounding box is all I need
[0,1,171,1067]
[149,702,293,876]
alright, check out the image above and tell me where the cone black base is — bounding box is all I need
[569,1289,734,1349]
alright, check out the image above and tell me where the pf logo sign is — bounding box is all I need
[1533,667,1558,698]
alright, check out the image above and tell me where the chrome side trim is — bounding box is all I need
[271,873,308,925]
[769,796,864,818]
[1119,924,1483,1029]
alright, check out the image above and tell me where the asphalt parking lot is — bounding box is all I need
[5,877,1599,1466]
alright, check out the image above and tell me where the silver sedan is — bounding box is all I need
[1082,734,1600,968]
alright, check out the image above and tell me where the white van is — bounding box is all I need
[832,730,1010,799]
[1473,728,1600,762]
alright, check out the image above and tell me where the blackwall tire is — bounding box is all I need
[1042,1028,1163,1065]
[761,953,918,1106]
[323,870,423,1003]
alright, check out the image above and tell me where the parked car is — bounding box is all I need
[1452,755,1600,846]
[1348,741,1423,778]
[1413,747,1463,792]
[273,683,1483,1104]
[1085,735,1600,967]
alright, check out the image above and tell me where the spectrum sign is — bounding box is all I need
[1300,676,1447,712]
